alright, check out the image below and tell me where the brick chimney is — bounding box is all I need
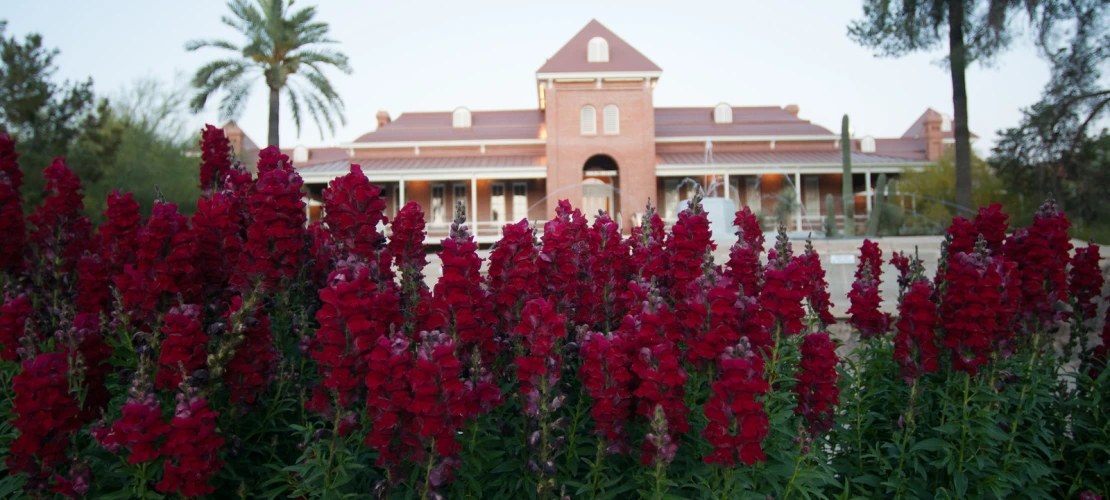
[376,110,392,128]
[923,111,943,161]
[784,104,799,116]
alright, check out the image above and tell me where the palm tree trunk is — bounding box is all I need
[268,86,280,148]
[947,0,973,215]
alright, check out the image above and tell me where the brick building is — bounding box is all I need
[227,20,971,242]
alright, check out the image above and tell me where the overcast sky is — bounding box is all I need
[7,0,1051,155]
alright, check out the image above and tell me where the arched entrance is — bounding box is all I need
[582,154,619,217]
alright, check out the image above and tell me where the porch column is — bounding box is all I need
[865,170,873,214]
[471,176,478,238]
[399,178,406,206]
[723,171,730,201]
[794,170,802,232]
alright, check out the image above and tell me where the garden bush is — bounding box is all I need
[0,127,1106,499]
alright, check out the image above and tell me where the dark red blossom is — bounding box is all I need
[674,263,742,367]
[93,390,170,464]
[199,124,233,191]
[8,352,83,491]
[306,220,338,288]
[256,145,291,175]
[75,256,112,316]
[0,294,32,361]
[0,131,24,190]
[1004,198,1072,329]
[405,331,468,467]
[758,226,806,337]
[155,305,208,390]
[588,211,632,331]
[538,200,592,322]
[95,190,142,274]
[487,218,540,329]
[224,298,277,404]
[798,239,835,328]
[579,329,635,452]
[0,181,24,274]
[27,158,92,272]
[666,195,715,300]
[364,331,416,468]
[192,190,246,295]
[725,206,765,298]
[236,155,307,290]
[628,203,668,285]
[514,298,567,417]
[848,239,890,338]
[156,390,225,498]
[322,165,391,275]
[893,280,940,384]
[1069,244,1103,320]
[702,338,770,466]
[390,201,428,274]
[65,313,113,420]
[793,333,840,435]
[118,202,200,321]
[939,246,1009,374]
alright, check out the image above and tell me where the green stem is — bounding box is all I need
[783,452,806,499]
[957,371,971,473]
[423,438,438,499]
[589,439,604,499]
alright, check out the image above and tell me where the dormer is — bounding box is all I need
[713,103,732,124]
[860,135,876,153]
[292,145,309,163]
[452,107,472,128]
[587,37,609,63]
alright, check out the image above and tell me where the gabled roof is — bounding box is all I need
[654,106,836,138]
[901,108,978,140]
[657,151,922,167]
[222,121,259,152]
[537,20,661,75]
[352,109,545,143]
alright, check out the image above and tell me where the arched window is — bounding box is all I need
[452,107,472,128]
[581,105,597,135]
[941,113,952,132]
[292,145,309,163]
[603,105,619,134]
[587,37,609,63]
[860,135,876,153]
[713,103,732,124]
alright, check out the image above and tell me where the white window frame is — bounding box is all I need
[714,103,733,124]
[587,37,609,63]
[603,105,619,134]
[581,105,597,135]
[512,182,528,221]
[490,183,506,223]
[860,135,876,153]
[431,184,446,224]
[452,107,472,128]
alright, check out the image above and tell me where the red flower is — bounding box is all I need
[1004,198,1072,329]
[948,204,1009,256]
[793,333,840,435]
[75,256,112,316]
[588,211,632,331]
[199,125,233,192]
[487,218,540,329]
[155,305,208,390]
[629,203,668,285]
[0,131,25,190]
[0,294,32,361]
[94,391,170,464]
[539,200,592,322]
[7,352,83,491]
[702,338,770,466]
[224,297,277,404]
[0,181,25,274]
[666,195,715,301]
[306,220,338,288]
[798,239,835,328]
[65,314,113,421]
[579,329,635,452]
[893,280,941,384]
[406,331,469,462]
[27,158,92,273]
[724,206,764,299]
[939,248,1009,374]
[758,227,807,337]
[514,298,567,417]
[1069,244,1103,320]
[256,145,291,175]
[156,390,225,498]
[236,149,307,290]
[390,201,428,275]
[675,267,742,367]
[118,202,200,322]
[96,191,142,275]
[848,239,890,338]
[192,190,246,296]
[365,331,416,468]
[322,165,391,276]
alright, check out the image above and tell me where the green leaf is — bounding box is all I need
[954,471,968,498]
[910,438,946,453]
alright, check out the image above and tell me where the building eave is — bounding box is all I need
[343,138,546,149]
[536,70,662,81]
[300,166,548,184]
[655,135,837,143]
[655,162,931,177]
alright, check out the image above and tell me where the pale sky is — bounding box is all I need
[6,0,1051,155]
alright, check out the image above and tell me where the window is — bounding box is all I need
[581,105,597,135]
[664,179,679,219]
[804,176,820,216]
[860,135,876,153]
[587,37,609,63]
[292,145,309,163]
[431,185,446,224]
[713,103,732,124]
[491,183,505,223]
[512,182,528,221]
[453,184,468,220]
[452,107,472,128]
[941,113,952,132]
[745,177,761,213]
[603,105,619,134]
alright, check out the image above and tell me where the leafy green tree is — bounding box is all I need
[848,1,1037,214]
[899,150,1024,233]
[186,0,352,148]
[0,20,122,207]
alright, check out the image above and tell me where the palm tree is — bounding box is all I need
[186,0,351,148]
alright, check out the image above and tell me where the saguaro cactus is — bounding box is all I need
[824,194,838,237]
[866,173,888,237]
[841,115,855,236]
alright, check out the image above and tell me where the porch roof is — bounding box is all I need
[297,156,547,183]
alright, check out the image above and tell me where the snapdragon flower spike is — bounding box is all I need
[365,330,416,470]
[223,297,277,404]
[117,201,198,322]
[758,226,806,337]
[322,165,392,277]
[155,304,208,390]
[799,239,835,329]
[236,148,308,290]
[96,191,142,275]
[628,202,668,285]
[0,131,24,190]
[1069,244,1103,320]
[487,219,541,331]
[406,330,468,484]
[199,124,233,192]
[793,332,840,435]
[390,201,429,276]
[312,261,402,409]
[701,338,770,466]
[65,313,113,421]
[588,211,632,331]
[893,276,940,384]
[579,329,635,453]
[666,193,715,301]
[1004,197,1072,329]
[725,206,765,299]
[890,251,912,298]
[156,388,225,498]
[75,256,112,316]
[514,298,567,417]
[940,241,1007,374]
[7,352,83,493]
[27,158,93,273]
[0,293,32,361]
[642,404,679,466]
[848,239,890,339]
[93,373,170,465]
[0,133,25,274]
[192,189,247,297]
[538,200,591,322]
[675,255,742,366]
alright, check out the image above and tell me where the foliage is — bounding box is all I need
[0,128,1107,499]
[186,0,352,147]
[899,149,1025,233]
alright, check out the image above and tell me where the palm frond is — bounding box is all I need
[218,78,256,122]
[286,84,304,137]
[185,38,240,52]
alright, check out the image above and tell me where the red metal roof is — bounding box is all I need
[537,20,661,74]
[657,150,921,166]
[352,109,544,143]
[871,138,928,160]
[297,155,545,175]
[654,106,836,137]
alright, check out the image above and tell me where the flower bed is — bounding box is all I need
[0,128,1106,499]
